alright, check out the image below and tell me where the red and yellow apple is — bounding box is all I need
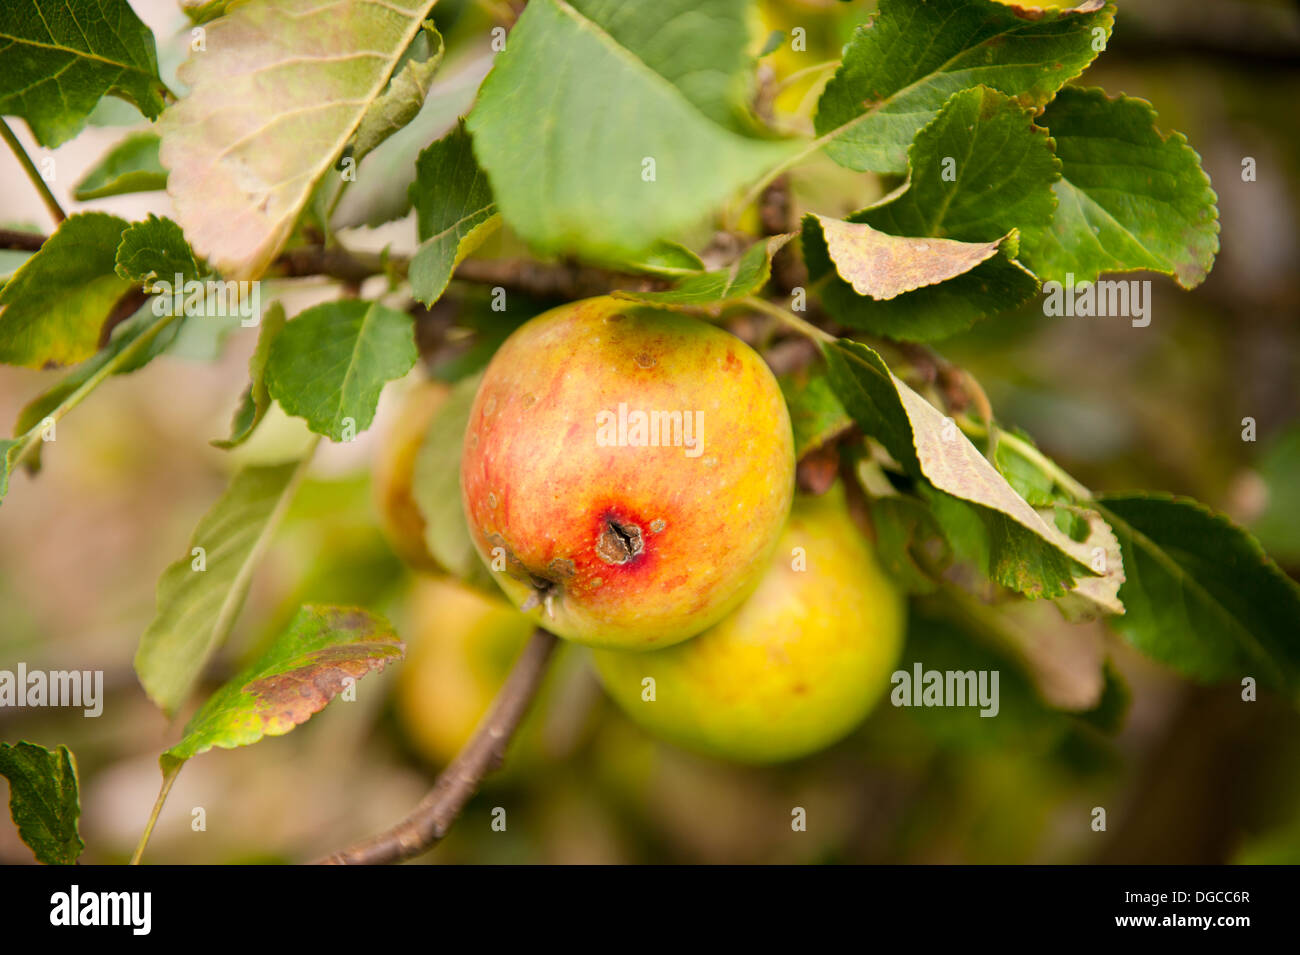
[592,486,905,763]
[460,297,795,650]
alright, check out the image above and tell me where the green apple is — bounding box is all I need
[461,296,795,650]
[592,485,905,763]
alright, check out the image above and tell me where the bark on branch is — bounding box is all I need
[315,628,559,865]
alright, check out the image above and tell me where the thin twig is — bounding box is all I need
[0,119,66,225]
[1,230,667,302]
[316,628,559,865]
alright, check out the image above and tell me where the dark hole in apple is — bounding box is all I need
[596,517,644,565]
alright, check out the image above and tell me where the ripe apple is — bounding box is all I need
[591,485,905,763]
[372,377,449,572]
[461,296,795,650]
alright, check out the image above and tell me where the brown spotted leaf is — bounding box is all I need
[808,214,1018,301]
[160,605,403,772]
[157,0,440,280]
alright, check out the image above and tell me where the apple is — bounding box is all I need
[461,296,795,650]
[591,485,905,763]
[372,377,449,572]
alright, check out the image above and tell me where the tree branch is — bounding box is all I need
[1,229,669,302]
[315,627,559,865]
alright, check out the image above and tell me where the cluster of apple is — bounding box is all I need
[377,297,904,764]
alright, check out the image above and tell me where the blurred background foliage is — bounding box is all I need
[1,0,1298,864]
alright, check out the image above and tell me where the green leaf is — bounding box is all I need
[869,493,950,596]
[0,741,83,865]
[615,234,791,307]
[349,23,445,165]
[212,303,287,449]
[135,459,309,715]
[0,212,132,368]
[824,339,1093,598]
[13,307,180,475]
[408,120,499,307]
[157,0,439,279]
[0,0,168,147]
[1022,87,1220,289]
[567,0,758,134]
[115,214,203,288]
[467,0,797,260]
[266,300,418,442]
[1097,493,1300,698]
[803,214,1038,341]
[854,87,1060,248]
[814,0,1112,173]
[161,605,403,771]
[620,241,706,277]
[778,365,852,459]
[994,432,1058,507]
[411,372,498,593]
[72,131,167,200]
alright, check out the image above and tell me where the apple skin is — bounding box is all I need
[461,296,795,650]
[591,486,905,763]
[372,377,450,572]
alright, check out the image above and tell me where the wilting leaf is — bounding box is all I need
[157,0,440,279]
[1050,505,1125,620]
[808,215,1017,300]
[616,234,791,307]
[804,216,1038,341]
[135,460,308,715]
[779,365,852,459]
[0,0,168,146]
[349,23,445,165]
[160,605,403,771]
[467,0,796,260]
[266,300,418,441]
[855,86,1060,249]
[824,339,1092,597]
[212,303,287,449]
[408,120,499,306]
[1023,87,1220,289]
[0,213,132,368]
[0,741,83,865]
[73,132,167,200]
[412,373,497,592]
[1097,493,1300,698]
[115,214,203,288]
[814,0,1111,173]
